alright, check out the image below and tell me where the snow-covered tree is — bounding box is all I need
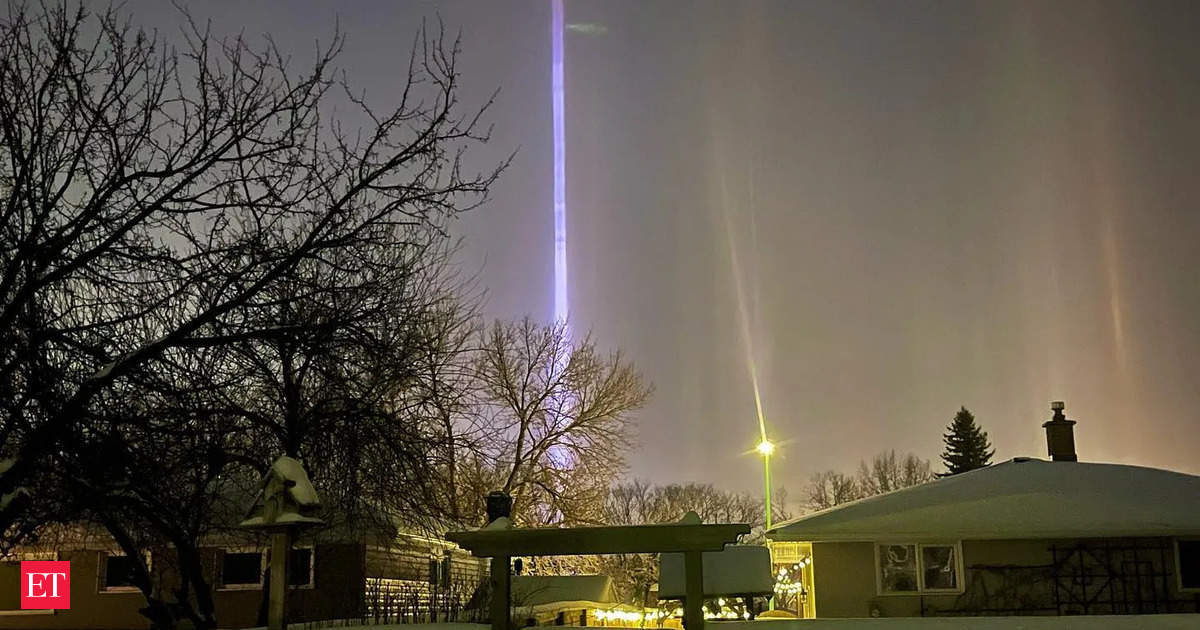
[940,407,995,476]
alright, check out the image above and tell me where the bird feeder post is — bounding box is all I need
[490,554,511,630]
[268,529,292,630]
[239,456,324,630]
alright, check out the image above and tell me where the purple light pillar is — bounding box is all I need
[552,0,568,329]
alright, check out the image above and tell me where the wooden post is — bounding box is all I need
[490,555,510,630]
[268,530,291,630]
[684,550,704,630]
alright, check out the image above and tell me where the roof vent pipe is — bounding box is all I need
[1042,401,1078,462]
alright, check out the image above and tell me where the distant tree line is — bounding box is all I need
[805,450,935,510]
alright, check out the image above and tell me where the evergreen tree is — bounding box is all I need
[940,407,995,476]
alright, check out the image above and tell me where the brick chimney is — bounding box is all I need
[1042,401,1078,462]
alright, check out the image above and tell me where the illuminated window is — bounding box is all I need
[876,542,961,595]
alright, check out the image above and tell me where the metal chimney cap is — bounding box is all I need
[1050,401,1065,411]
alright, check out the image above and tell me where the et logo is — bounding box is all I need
[20,561,70,609]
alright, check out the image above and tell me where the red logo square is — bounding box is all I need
[20,561,70,609]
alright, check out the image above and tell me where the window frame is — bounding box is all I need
[216,545,315,590]
[1175,538,1200,593]
[916,543,962,593]
[217,547,266,591]
[874,541,964,596]
[98,550,151,594]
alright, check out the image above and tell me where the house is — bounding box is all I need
[766,402,1200,618]
[0,522,487,628]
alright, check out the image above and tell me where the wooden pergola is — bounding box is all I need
[446,516,750,630]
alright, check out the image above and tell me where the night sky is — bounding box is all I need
[134,1,1200,500]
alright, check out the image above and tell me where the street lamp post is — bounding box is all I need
[756,439,774,531]
[756,438,775,611]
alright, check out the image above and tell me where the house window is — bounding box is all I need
[221,550,264,589]
[288,547,314,587]
[100,552,148,592]
[1177,539,1200,591]
[920,544,959,591]
[878,544,919,593]
[876,542,961,595]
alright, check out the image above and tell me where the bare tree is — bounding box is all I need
[1,2,503,627]
[855,450,935,496]
[219,240,473,525]
[605,480,767,528]
[806,470,861,511]
[60,364,250,629]
[597,480,772,606]
[806,450,933,513]
[470,318,651,526]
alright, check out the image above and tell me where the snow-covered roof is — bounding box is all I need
[511,575,616,608]
[769,458,1200,542]
[658,545,774,598]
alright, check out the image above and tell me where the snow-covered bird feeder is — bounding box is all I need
[239,455,324,530]
[240,456,324,630]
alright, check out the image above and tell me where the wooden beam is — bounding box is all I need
[445,523,749,557]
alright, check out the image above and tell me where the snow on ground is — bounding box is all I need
[256,615,1200,630]
[240,624,488,630]
[717,615,1200,629]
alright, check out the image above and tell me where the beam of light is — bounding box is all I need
[700,7,774,454]
[715,166,769,447]
[1101,213,1127,376]
[566,22,607,36]
[552,0,568,330]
